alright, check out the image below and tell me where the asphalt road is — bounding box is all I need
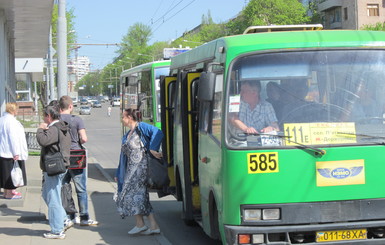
[77,103,221,245]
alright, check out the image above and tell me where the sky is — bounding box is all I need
[66,0,248,70]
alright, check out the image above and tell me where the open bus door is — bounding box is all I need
[180,72,202,224]
[160,76,177,187]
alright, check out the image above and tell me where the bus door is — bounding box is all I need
[181,72,202,217]
[160,76,177,187]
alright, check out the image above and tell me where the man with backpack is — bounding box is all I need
[59,96,99,227]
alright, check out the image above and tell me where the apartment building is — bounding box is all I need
[67,56,90,83]
[317,0,385,29]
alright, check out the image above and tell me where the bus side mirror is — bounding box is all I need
[197,72,216,102]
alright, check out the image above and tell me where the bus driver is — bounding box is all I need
[230,80,279,134]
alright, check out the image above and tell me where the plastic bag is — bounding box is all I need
[11,160,24,187]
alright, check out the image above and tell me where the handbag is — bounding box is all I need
[69,148,87,169]
[11,160,24,187]
[147,152,170,189]
[135,126,169,189]
[44,127,67,176]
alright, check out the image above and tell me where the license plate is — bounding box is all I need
[316,229,367,242]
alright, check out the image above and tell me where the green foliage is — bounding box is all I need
[361,22,385,31]
[118,22,152,56]
[76,71,104,97]
[51,4,77,50]
[307,0,322,24]
[227,0,310,34]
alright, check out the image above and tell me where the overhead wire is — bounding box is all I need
[151,0,196,34]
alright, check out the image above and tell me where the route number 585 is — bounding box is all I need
[247,152,279,174]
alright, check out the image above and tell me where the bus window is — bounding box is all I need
[212,74,223,142]
[226,50,385,148]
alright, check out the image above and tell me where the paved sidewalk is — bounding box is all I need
[0,156,171,245]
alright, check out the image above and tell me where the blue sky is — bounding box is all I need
[66,0,247,70]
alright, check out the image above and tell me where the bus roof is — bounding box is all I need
[120,60,170,78]
[170,30,385,70]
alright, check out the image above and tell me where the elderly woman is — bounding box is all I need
[0,103,28,199]
[115,108,163,235]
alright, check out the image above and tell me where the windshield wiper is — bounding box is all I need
[336,132,385,140]
[240,132,326,156]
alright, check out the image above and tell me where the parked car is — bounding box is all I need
[112,98,120,107]
[92,100,102,108]
[79,106,91,115]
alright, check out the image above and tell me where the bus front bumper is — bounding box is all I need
[225,220,385,245]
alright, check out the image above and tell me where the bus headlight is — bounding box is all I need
[243,208,280,222]
[243,209,262,221]
[262,208,280,220]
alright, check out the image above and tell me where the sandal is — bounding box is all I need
[4,195,22,199]
[12,190,21,196]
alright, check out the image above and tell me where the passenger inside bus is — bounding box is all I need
[280,78,311,123]
[230,80,279,134]
[266,81,284,121]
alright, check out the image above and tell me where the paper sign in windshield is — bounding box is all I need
[284,122,356,146]
[229,95,240,113]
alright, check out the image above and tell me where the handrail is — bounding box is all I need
[243,24,323,34]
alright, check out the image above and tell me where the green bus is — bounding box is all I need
[160,25,385,244]
[120,60,170,132]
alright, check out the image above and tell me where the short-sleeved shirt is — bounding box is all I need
[238,100,277,131]
[60,114,85,150]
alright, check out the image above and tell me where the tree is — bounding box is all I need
[227,0,310,35]
[118,22,152,57]
[51,4,77,50]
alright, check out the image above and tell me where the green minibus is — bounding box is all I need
[160,25,385,244]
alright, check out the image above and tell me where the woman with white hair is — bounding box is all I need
[0,103,28,199]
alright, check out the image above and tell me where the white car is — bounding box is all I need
[112,98,120,107]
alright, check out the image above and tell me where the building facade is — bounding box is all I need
[0,1,53,115]
[317,0,385,29]
[67,56,90,92]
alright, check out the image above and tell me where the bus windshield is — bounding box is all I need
[226,49,385,149]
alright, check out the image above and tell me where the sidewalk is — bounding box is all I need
[0,156,171,245]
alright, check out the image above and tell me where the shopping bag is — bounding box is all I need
[11,160,24,187]
[69,148,87,169]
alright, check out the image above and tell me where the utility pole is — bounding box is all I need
[48,26,55,102]
[57,0,68,98]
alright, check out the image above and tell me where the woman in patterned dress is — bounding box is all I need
[115,108,164,235]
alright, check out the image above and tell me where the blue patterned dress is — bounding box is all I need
[116,129,153,218]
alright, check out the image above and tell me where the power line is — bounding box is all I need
[152,0,196,34]
[150,0,184,26]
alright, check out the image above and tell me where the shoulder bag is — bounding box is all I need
[44,127,67,176]
[136,127,169,189]
[67,115,87,169]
